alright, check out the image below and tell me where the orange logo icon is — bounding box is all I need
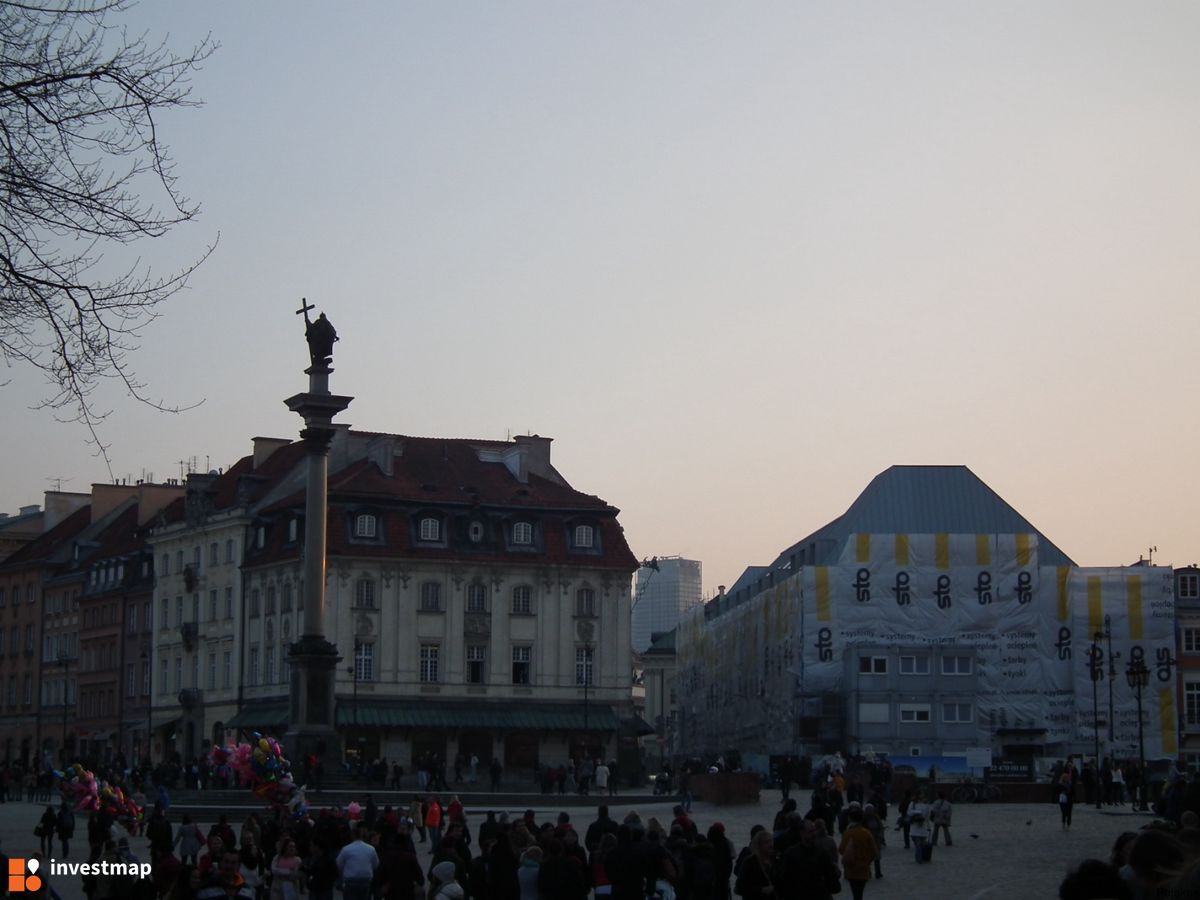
[8,858,42,892]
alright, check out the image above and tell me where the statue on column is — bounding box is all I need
[297,298,339,368]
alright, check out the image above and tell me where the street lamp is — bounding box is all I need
[347,640,360,767]
[59,652,70,764]
[1088,633,1104,809]
[1125,651,1150,812]
[142,649,152,767]
[582,642,594,755]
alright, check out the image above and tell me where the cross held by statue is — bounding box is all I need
[296,298,316,320]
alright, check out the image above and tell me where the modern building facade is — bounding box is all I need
[631,557,702,653]
[676,465,1178,770]
[1176,564,1200,773]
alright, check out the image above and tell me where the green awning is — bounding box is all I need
[622,714,656,736]
[227,703,289,729]
[336,700,619,731]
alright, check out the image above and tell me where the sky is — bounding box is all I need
[3,2,1199,592]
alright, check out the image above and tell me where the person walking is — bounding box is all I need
[734,830,778,900]
[838,807,879,900]
[907,794,931,864]
[929,792,953,847]
[1058,774,1075,830]
[36,805,56,858]
[335,824,379,900]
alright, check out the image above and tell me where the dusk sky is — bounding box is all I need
[3,2,1198,592]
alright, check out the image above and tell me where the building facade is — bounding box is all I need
[631,557,702,654]
[1176,565,1200,773]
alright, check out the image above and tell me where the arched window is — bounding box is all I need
[356,579,376,609]
[575,587,596,617]
[466,583,488,613]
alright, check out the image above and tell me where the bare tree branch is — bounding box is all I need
[0,0,216,474]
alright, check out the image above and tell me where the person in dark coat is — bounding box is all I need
[603,826,648,900]
[537,838,588,900]
[708,823,735,900]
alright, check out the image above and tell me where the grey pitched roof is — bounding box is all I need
[771,465,1075,569]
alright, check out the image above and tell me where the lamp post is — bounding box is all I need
[60,652,70,764]
[582,642,594,753]
[1126,650,1150,812]
[347,640,360,767]
[1089,634,1103,809]
[142,649,152,767]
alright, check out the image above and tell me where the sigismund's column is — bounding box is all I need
[284,300,353,767]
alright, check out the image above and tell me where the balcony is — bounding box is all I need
[178,689,203,709]
[180,622,200,650]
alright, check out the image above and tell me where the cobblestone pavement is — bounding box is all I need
[0,790,1157,900]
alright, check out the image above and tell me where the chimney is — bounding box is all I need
[135,482,186,525]
[42,491,89,531]
[90,483,140,522]
[513,435,564,485]
[252,437,292,470]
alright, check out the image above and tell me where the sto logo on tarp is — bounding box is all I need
[9,858,42,892]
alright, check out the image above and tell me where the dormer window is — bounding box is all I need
[355,514,377,539]
[419,517,441,542]
[512,522,532,546]
[468,521,484,543]
[573,525,594,549]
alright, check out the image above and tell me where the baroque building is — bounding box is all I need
[149,429,639,776]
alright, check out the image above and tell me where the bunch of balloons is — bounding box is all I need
[55,765,143,828]
[209,734,308,820]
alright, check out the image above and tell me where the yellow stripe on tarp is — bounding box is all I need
[856,533,871,563]
[976,534,991,566]
[1016,533,1033,567]
[1160,688,1179,756]
[1057,567,1071,623]
[936,533,949,570]
[895,534,909,566]
[815,567,831,622]
[1126,577,1144,640]
[1087,577,1103,637]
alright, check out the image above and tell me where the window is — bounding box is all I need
[942,655,972,675]
[127,604,138,634]
[225,540,234,564]
[900,705,932,723]
[265,644,276,684]
[174,657,182,692]
[575,646,594,686]
[142,660,151,695]
[468,521,484,543]
[144,600,153,632]
[575,588,596,617]
[24,624,33,652]
[225,587,234,619]
[23,675,31,705]
[207,653,217,689]
[512,646,531,685]
[249,647,260,686]
[176,550,183,572]
[899,655,930,675]
[209,591,218,621]
[209,543,218,566]
[355,514,376,539]
[942,702,973,723]
[250,589,260,617]
[191,656,198,689]
[175,596,183,627]
[420,582,442,612]
[7,626,15,656]
[511,586,532,615]
[420,644,439,682]
[354,642,374,681]
[466,583,487,613]
[1183,574,1200,600]
[419,517,441,542]
[160,598,169,630]
[223,652,232,689]
[266,586,276,615]
[127,663,137,697]
[282,583,293,612]
[160,659,168,694]
[1186,629,1200,655]
[355,579,376,609]
[858,702,890,723]
[512,522,532,546]
[193,546,201,569]
[466,645,486,684]
[287,519,298,542]
[573,525,594,548]
[858,656,887,675]
[191,594,199,623]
